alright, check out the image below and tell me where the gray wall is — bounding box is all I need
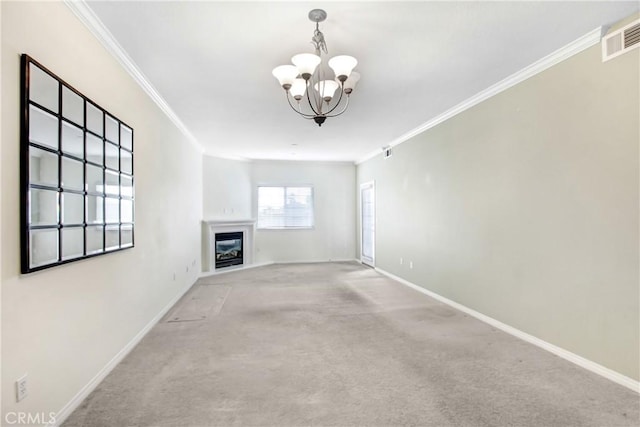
[357,42,639,380]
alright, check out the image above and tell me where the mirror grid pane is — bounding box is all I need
[22,55,134,272]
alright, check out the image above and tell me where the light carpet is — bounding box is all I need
[64,262,639,426]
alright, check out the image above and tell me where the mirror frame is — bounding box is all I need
[20,54,135,273]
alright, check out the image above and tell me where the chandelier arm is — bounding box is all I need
[276,9,357,125]
[323,83,346,116]
[305,80,320,115]
[326,95,350,118]
[317,68,325,113]
[309,65,324,114]
[286,92,316,118]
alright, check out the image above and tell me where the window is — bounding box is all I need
[257,186,314,229]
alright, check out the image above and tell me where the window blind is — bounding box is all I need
[257,186,314,229]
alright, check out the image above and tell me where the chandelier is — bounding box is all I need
[272,9,360,127]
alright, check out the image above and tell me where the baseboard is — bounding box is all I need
[198,261,274,278]
[277,259,359,265]
[50,278,197,426]
[375,267,640,394]
[198,260,359,278]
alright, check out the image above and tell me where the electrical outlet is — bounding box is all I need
[16,374,28,402]
[409,261,413,269]
[400,257,403,265]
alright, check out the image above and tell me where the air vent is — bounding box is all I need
[602,19,640,62]
[382,146,393,159]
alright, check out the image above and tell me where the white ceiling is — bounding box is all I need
[85,1,638,162]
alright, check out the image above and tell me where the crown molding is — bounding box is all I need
[202,151,253,162]
[64,0,204,154]
[356,26,604,165]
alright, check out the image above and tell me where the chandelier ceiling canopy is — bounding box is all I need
[272,9,360,127]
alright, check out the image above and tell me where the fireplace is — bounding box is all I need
[215,232,243,269]
[204,220,255,273]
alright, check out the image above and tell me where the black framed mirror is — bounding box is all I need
[20,54,135,273]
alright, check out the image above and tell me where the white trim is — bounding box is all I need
[199,261,274,278]
[375,267,639,394]
[356,27,604,165]
[275,259,358,264]
[198,259,359,278]
[359,181,375,267]
[50,279,197,426]
[203,152,252,162]
[63,0,204,154]
[204,219,256,272]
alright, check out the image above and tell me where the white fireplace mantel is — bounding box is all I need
[203,219,256,272]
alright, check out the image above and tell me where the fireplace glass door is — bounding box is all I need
[215,232,243,269]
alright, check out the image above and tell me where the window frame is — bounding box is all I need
[256,185,315,230]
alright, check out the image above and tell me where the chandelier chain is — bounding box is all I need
[311,23,328,55]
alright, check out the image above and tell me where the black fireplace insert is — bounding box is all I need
[215,232,243,269]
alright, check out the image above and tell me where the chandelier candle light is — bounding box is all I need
[272,9,360,126]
